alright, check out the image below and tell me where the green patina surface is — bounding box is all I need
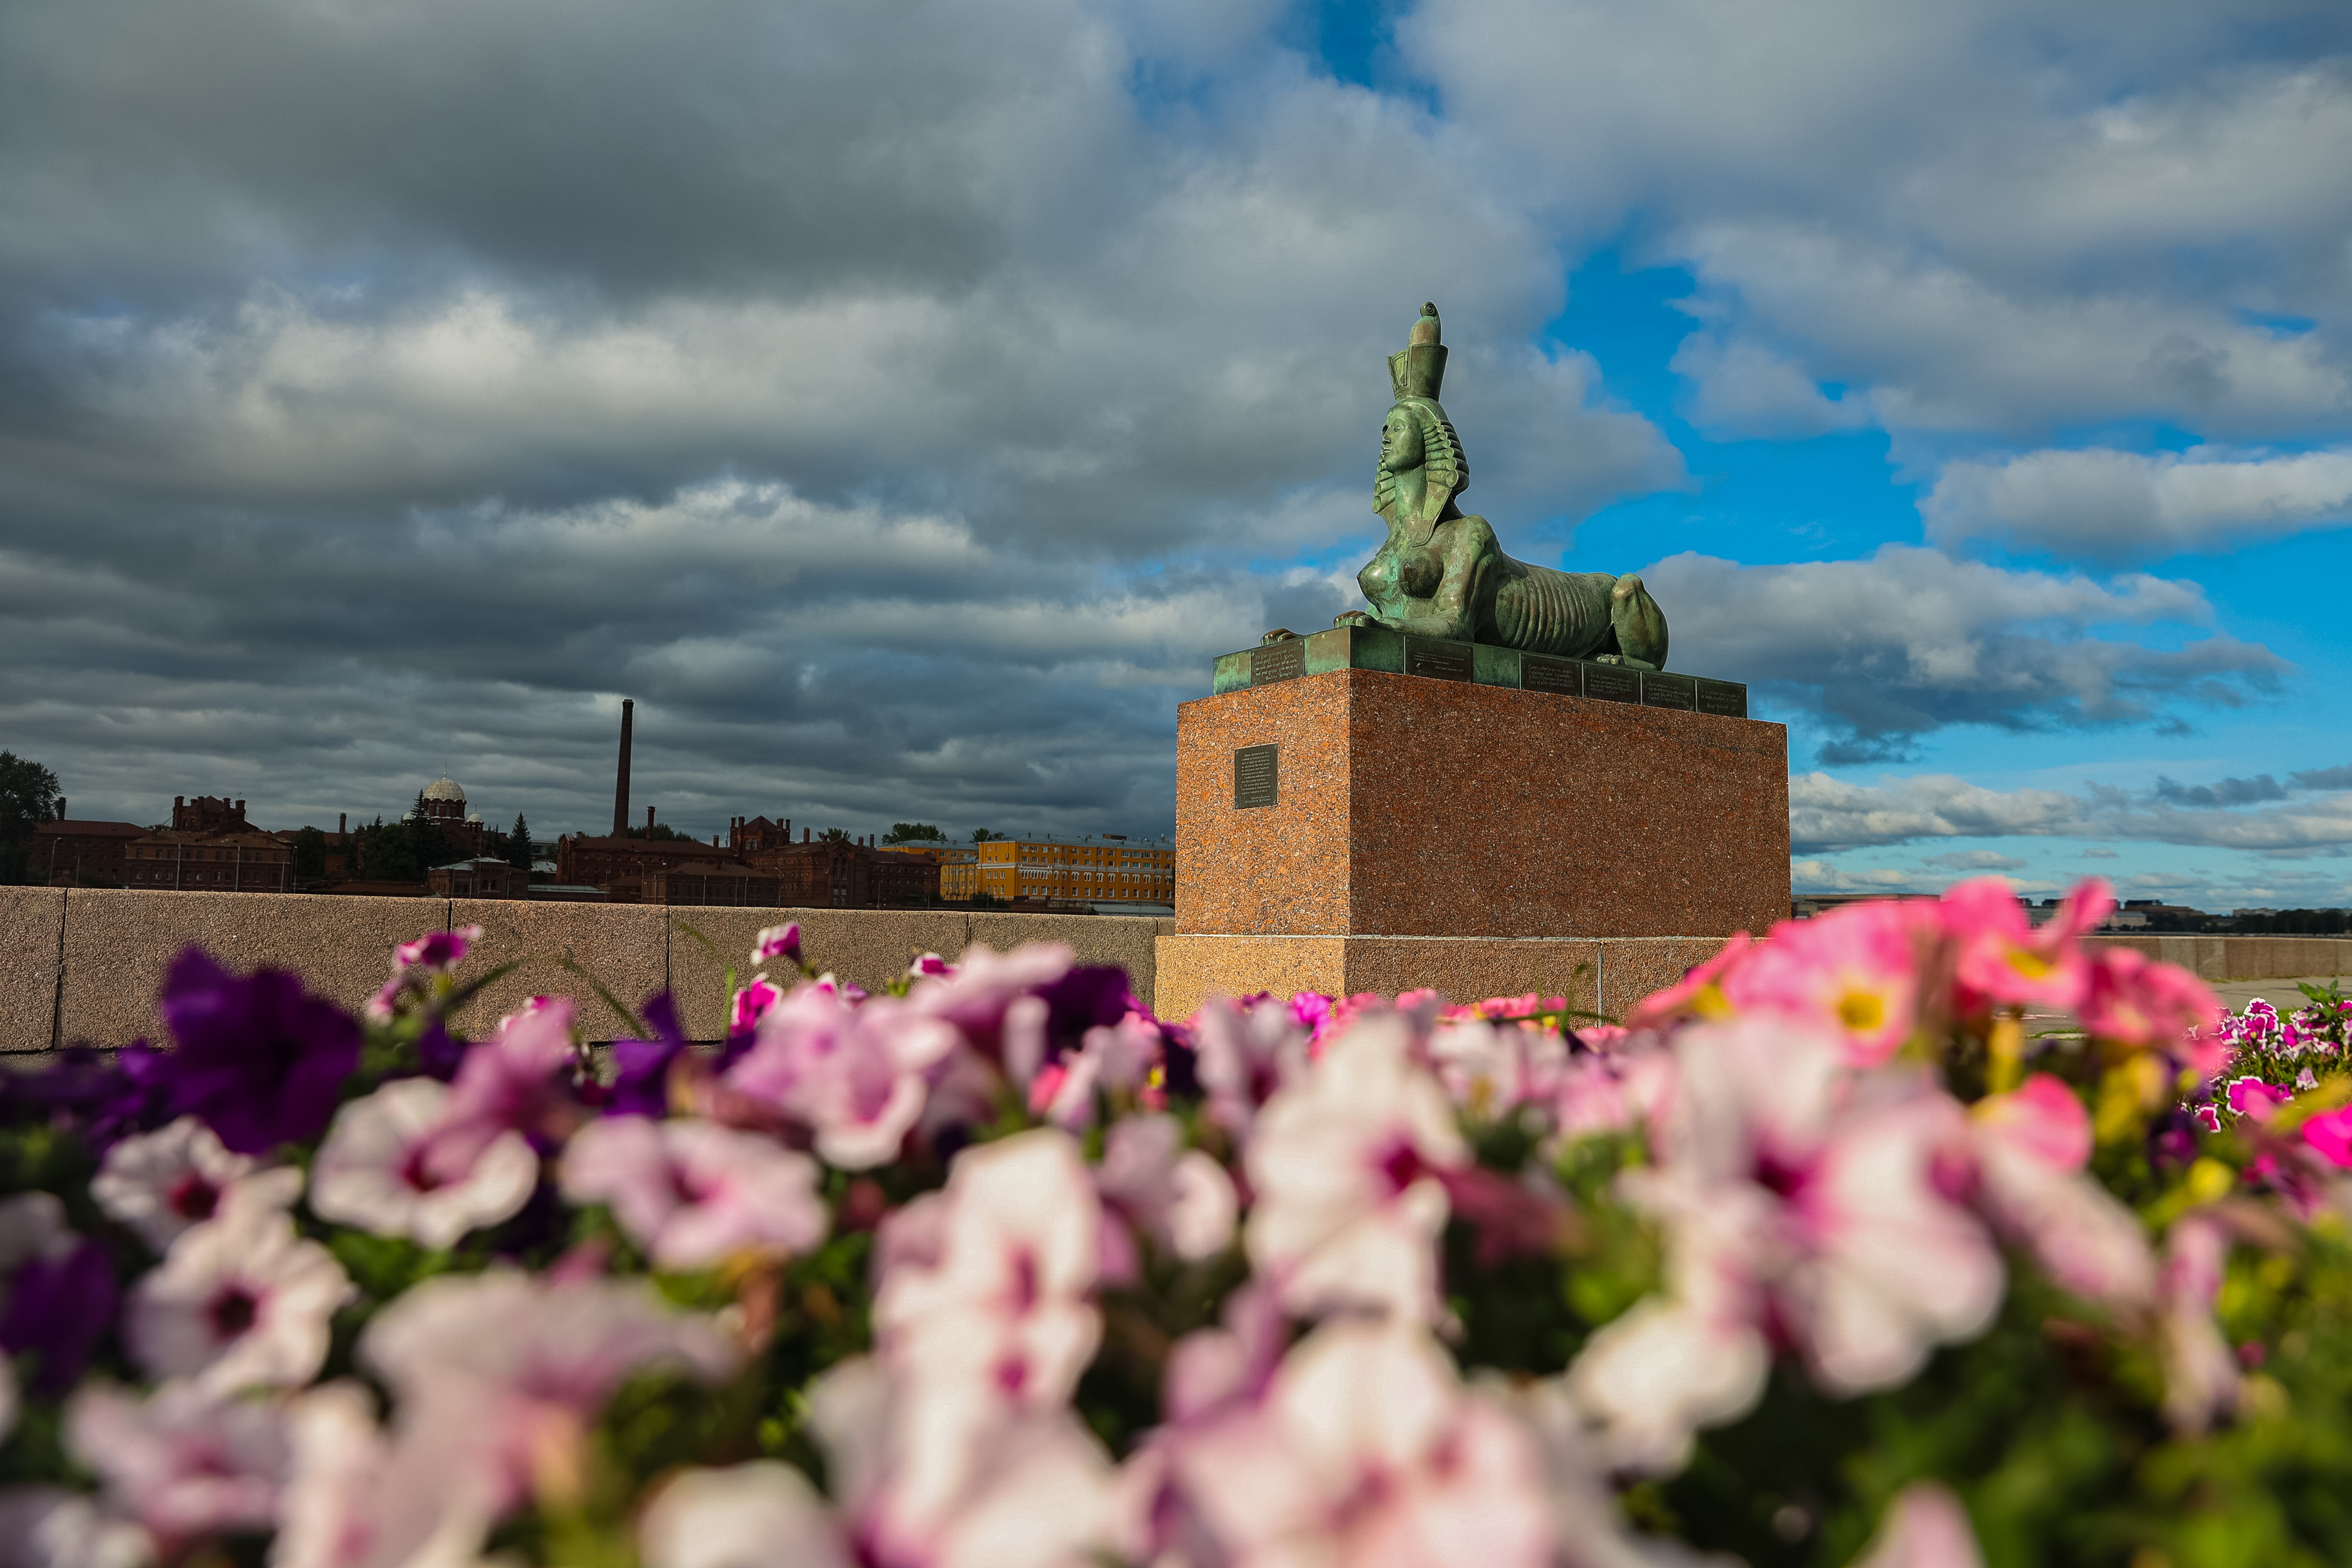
[1211,624,1749,717]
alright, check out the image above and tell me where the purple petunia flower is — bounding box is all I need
[0,1237,120,1393]
[606,992,689,1117]
[6,1043,176,1153]
[159,948,363,1156]
[1035,965,1138,1060]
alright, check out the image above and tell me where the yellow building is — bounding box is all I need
[962,836,1174,905]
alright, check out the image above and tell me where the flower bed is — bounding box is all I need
[0,880,2346,1567]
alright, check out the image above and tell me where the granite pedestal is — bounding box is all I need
[1155,639,1790,1019]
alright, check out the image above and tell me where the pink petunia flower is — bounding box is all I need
[89,1116,270,1252]
[393,925,483,976]
[730,976,785,1037]
[908,953,954,979]
[1970,1074,2154,1309]
[1095,1115,1237,1268]
[270,1382,393,1568]
[2302,1105,2352,1169]
[1426,1016,1571,1117]
[807,1355,1116,1568]
[1169,1318,1553,1568]
[1243,1015,1469,1324]
[721,984,959,1169]
[1850,1482,1986,1568]
[561,1117,827,1271]
[1938,877,2108,1013]
[360,1269,739,1533]
[874,1130,1102,1413]
[429,996,587,1166]
[907,943,1075,1064]
[0,1486,153,1568]
[124,1199,354,1395]
[1724,900,1934,1065]
[2079,947,2226,1076]
[2223,1075,2293,1123]
[308,1078,540,1251]
[65,1382,289,1543]
[2157,1214,2239,1434]
[752,923,803,966]
[1569,1020,2004,1469]
[1191,995,1313,1137]
[1621,931,1752,1031]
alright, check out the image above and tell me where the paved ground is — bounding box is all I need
[2214,975,2347,1012]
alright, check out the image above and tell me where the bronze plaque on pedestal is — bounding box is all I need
[1696,678,1749,718]
[1250,640,1306,686]
[1584,664,1640,703]
[1404,639,1474,682]
[1233,744,1279,808]
[1520,654,1583,696]
[1642,672,1698,710]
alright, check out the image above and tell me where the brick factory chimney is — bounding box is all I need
[339,812,347,834]
[647,805,656,830]
[612,698,634,837]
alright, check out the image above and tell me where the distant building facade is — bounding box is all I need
[29,819,145,886]
[427,858,531,899]
[123,829,293,892]
[967,838,1173,905]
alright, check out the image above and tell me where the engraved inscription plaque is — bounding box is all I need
[1520,654,1583,697]
[1584,663,1640,703]
[1696,678,1749,719]
[1233,744,1279,809]
[1642,672,1698,710]
[1405,639,1474,682]
[1250,640,1306,686]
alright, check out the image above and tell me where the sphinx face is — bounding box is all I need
[1379,407,1424,476]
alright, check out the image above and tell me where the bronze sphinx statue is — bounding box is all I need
[1332,303,1669,669]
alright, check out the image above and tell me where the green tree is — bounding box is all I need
[0,752,63,885]
[819,827,852,843]
[291,826,328,881]
[971,828,1003,843]
[356,817,423,882]
[622,823,695,841]
[509,812,533,869]
[884,823,946,844]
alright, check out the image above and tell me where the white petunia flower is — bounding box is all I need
[65,1382,289,1542]
[638,1462,850,1568]
[309,1077,539,1251]
[90,1118,259,1251]
[124,1201,354,1395]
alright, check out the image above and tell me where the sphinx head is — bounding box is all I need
[1374,395,1468,542]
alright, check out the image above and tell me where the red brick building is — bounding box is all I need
[123,829,294,892]
[28,819,145,886]
[427,857,531,899]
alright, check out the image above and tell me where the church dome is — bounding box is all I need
[423,776,466,803]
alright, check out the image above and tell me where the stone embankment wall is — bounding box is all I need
[3,888,2346,1057]
[0,888,1173,1055]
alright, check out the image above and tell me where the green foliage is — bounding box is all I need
[509,812,533,868]
[291,825,328,879]
[883,823,946,843]
[818,828,852,843]
[0,749,62,884]
[621,823,696,841]
[971,828,1003,843]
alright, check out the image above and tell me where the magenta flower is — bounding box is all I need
[561,1117,827,1270]
[2304,1105,2352,1168]
[730,975,784,1037]
[752,921,803,966]
[432,996,586,1164]
[908,952,954,979]
[907,942,1076,1063]
[396,924,483,974]
[2225,1075,2294,1122]
[66,1381,290,1544]
[1622,931,1752,1030]
[159,949,362,1156]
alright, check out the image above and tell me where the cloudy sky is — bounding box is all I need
[3,0,2350,910]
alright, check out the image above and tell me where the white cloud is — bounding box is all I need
[1668,332,1869,439]
[1924,446,2352,560]
[1646,545,2286,761]
[1789,769,2352,855]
